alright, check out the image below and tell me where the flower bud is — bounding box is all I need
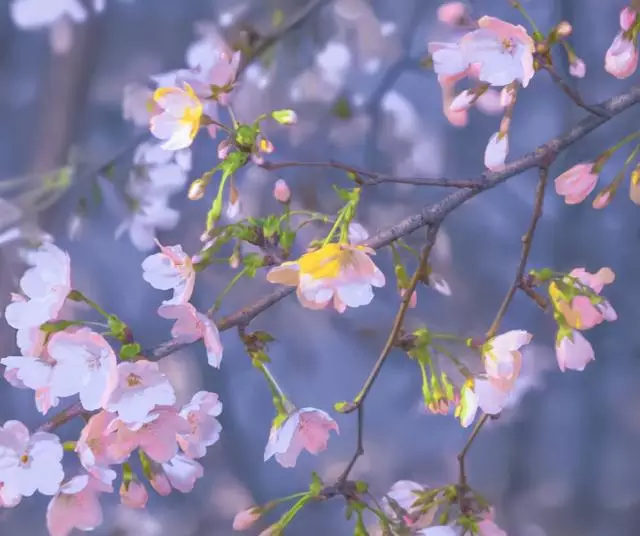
[273,179,291,203]
[188,179,207,200]
[271,109,297,125]
[592,189,612,209]
[233,507,262,531]
[120,480,148,508]
[555,21,573,38]
[569,57,586,78]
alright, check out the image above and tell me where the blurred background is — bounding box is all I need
[1,0,639,535]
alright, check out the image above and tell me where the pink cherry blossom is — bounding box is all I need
[158,303,223,368]
[456,382,479,427]
[450,89,476,112]
[0,420,64,499]
[483,330,531,390]
[233,506,262,531]
[2,328,118,413]
[4,242,71,329]
[105,360,176,425]
[76,411,125,479]
[177,391,223,459]
[273,179,291,203]
[264,408,339,468]
[555,329,595,372]
[620,7,638,31]
[120,479,148,509]
[108,408,190,463]
[484,132,508,170]
[475,89,505,115]
[46,472,115,536]
[142,240,195,305]
[161,454,204,492]
[605,33,638,79]
[475,376,516,416]
[437,2,467,26]
[554,162,599,204]
[348,222,369,244]
[461,17,535,88]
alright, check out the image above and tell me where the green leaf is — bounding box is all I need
[355,480,369,494]
[332,96,353,119]
[234,125,258,148]
[242,253,264,277]
[108,315,127,340]
[309,472,324,496]
[279,230,296,252]
[120,342,141,360]
[253,331,276,344]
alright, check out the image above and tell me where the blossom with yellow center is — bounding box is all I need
[266,243,385,312]
[150,83,203,151]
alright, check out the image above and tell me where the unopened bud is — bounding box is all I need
[592,189,612,209]
[271,109,297,125]
[233,507,262,531]
[555,21,573,37]
[188,179,207,200]
[218,139,231,160]
[273,179,291,203]
[569,57,586,78]
[120,480,148,509]
[259,138,274,154]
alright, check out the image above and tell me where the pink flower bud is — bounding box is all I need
[233,507,262,531]
[620,6,637,31]
[605,33,638,79]
[218,140,231,160]
[437,2,467,25]
[188,179,207,200]
[554,163,599,204]
[150,472,171,496]
[569,57,586,78]
[273,179,291,203]
[555,21,573,37]
[592,189,612,209]
[120,480,148,508]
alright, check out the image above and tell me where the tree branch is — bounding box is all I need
[260,160,484,188]
[38,85,640,431]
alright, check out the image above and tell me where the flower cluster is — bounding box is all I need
[0,242,224,535]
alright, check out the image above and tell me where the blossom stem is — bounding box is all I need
[227,105,240,129]
[208,266,250,315]
[322,210,346,246]
[66,290,110,318]
[277,210,330,226]
[258,363,291,414]
[509,1,542,37]
[276,495,312,530]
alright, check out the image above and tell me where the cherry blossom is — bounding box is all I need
[2,328,118,412]
[273,179,291,203]
[478,509,508,536]
[150,83,203,151]
[123,83,157,127]
[347,222,369,244]
[46,472,115,536]
[266,243,386,313]
[142,241,195,305]
[108,408,190,463]
[131,140,192,198]
[264,408,339,468]
[76,410,125,479]
[461,17,535,88]
[159,454,204,493]
[555,329,595,372]
[4,242,71,329]
[550,267,616,330]
[621,7,638,31]
[482,330,531,390]
[554,162,599,204]
[0,421,64,499]
[105,360,176,425]
[120,479,148,509]
[158,303,223,368]
[10,0,104,29]
[437,2,467,26]
[115,196,181,252]
[177,391,223,459]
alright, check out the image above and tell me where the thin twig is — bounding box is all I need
[456,165,550,499]
[336,405,365,486]
[260,160,483,188]
[537,58,610,118]
[38,85,640,432]
[341,224,440,414]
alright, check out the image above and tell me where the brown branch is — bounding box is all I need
[38,85,640,431]
[260,160,484,188]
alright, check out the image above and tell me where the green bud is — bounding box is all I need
[271,109,297,125]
